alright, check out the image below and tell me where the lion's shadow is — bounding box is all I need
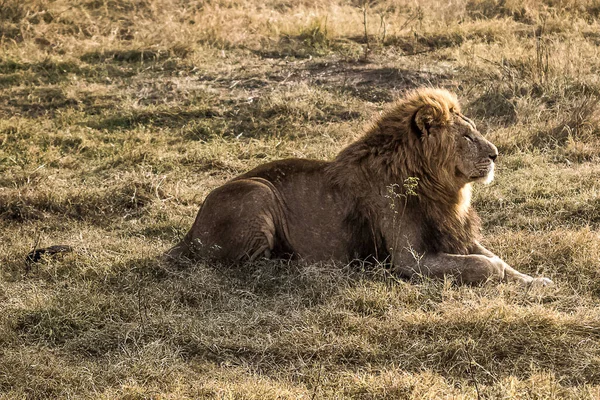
[22,253,590,390]
[132,256,595,389]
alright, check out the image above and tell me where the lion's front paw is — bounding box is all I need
[531,277,554,287]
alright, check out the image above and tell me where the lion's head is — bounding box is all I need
[395,88,499,186]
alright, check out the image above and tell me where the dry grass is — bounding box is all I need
[2,0,600,398]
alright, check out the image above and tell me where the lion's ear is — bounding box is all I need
[412,106,438,137]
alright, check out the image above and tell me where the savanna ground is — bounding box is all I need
[2,0,600,398]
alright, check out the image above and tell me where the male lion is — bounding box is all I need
[167,88,552,285]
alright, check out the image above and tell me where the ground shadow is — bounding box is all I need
[85,108,219,131]
[300,61,452,102]
[80,47,190,64]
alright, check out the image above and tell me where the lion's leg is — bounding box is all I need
[394,252,506,285]
[166,179,278,262]
[470,241,553,286]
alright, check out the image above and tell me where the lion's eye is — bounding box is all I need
[464,135,474,142]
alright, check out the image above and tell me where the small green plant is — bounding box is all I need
[385,177,419,263]
[298,18,330,51]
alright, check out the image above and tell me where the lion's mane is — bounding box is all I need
[326,88,481,256]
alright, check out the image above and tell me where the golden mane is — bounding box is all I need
[329,88,462,197]
[327,87,478,255]
[378,87,460,134]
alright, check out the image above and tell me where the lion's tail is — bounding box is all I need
[25,245,73,268]
[163,233,193,261]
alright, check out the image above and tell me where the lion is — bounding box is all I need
[166,88,552,285]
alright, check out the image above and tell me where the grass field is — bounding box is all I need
[2,0,600,398]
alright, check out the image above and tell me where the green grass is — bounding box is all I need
[2,0,600,398]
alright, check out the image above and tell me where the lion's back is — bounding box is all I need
[237,158,328,182]
[236,158,367,261]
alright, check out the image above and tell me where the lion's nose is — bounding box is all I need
[484,140,499,162]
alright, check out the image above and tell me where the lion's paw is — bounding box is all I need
[531,277,554,287]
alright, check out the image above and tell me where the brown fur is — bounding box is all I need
[167,88,552,285]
